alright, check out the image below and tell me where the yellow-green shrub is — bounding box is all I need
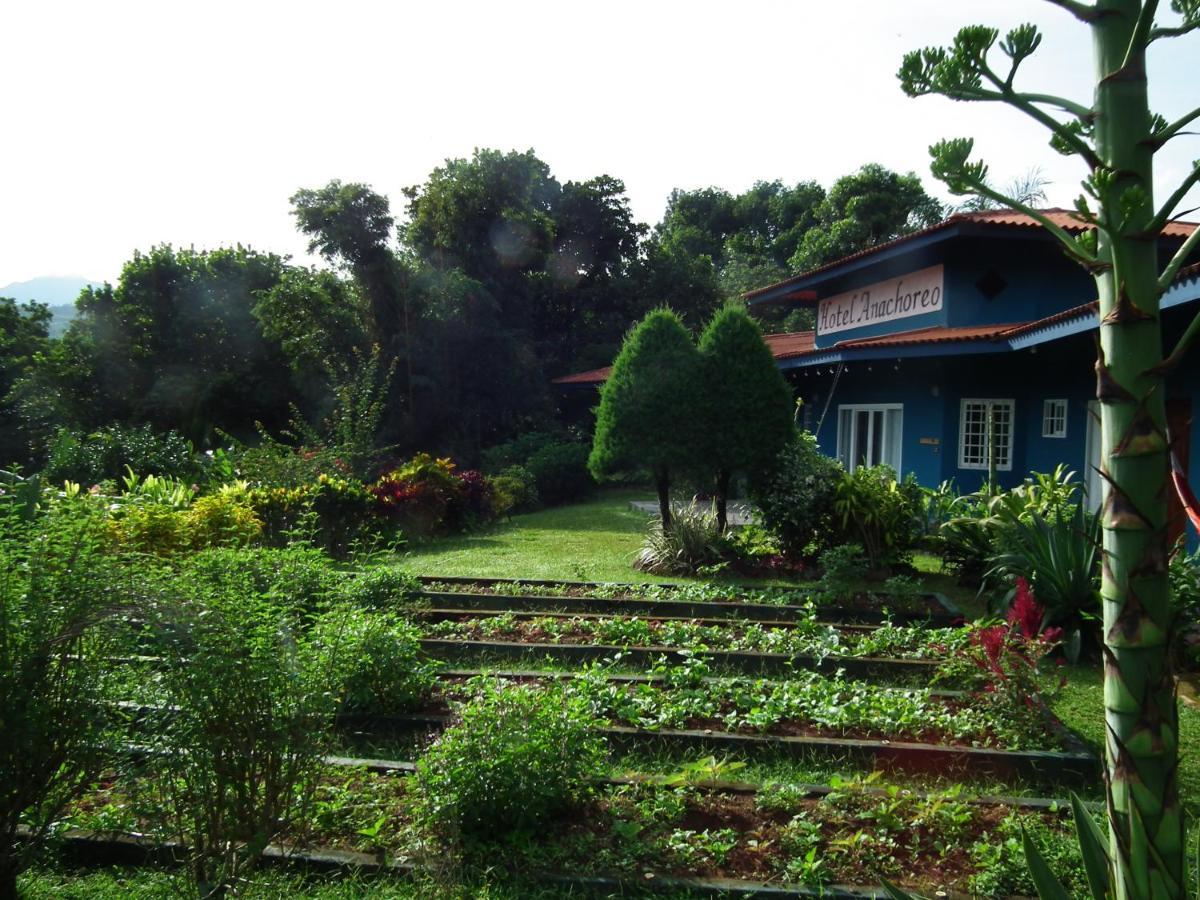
[106,504,192,555]
[184,493,262,549]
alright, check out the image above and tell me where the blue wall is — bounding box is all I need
[809,233,1095,350]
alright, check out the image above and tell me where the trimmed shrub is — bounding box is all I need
[697,306,795,531]
[589,309,702,525]
[527,441,593,506]
[414,681,606,839]
[312,606,437,714]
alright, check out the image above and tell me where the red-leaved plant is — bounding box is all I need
[944,578,1064,710]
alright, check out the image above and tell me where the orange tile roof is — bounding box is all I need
[744,208,1198,302]
[834,323,1024,349]
[552,365,612,385]
[764,330,816,359]
[551,330,817,385]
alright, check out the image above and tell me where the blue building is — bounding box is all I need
[554,209,1199,535]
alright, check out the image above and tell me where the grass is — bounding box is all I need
[1049,665,1200,815]
[396,489,688,584]
[18,864,653,899]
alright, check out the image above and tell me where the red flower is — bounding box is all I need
[1007,577,1045,640]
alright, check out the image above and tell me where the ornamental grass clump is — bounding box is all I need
[635,504,723,575]
[414,680,607,841]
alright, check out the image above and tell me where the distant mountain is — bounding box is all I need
[1,276,102,337]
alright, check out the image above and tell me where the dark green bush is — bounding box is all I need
[483,431,593,508]
[0,502,123,896]
[43,424,199,486]
[312,605,437,714]
[526,441,594,506]
[414,681,606,839]
[749,432,840,559]
[480,430,564,473]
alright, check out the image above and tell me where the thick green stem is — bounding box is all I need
[1092,3,1183,897]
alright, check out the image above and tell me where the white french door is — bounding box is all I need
[837,404,903,473]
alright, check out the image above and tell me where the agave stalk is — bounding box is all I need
[899,2,1200,895]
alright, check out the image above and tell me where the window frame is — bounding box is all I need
[836,403,904,474]
[958,398,1016,472]
[1042,398,1068,439]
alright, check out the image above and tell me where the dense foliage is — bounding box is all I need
[0,501,122,898]
[414,681,606,839]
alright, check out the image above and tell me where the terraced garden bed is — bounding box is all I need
[418,576,962,625]
[58,760,1092,897]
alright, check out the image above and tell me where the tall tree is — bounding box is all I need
[588,309,701,528]
[403,149,645,376]
[290,181,407,349]
[789,164,944,272]
[0,298,51,467]
[67,246,295,444]
[899,4,1200,896]
[697,306,796,532]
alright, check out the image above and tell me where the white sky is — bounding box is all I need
[2,0,1197,287]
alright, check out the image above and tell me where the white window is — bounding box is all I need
[1042,399,1068,438]
[837,404,903,473]
[959,399,1015,471]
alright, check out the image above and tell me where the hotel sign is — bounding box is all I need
[817,265,944,336]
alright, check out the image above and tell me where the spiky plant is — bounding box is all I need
[898,3,1200,897]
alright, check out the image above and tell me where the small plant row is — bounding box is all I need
[418,575,961,624]
[417,611,967,663]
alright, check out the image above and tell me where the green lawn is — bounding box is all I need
[1050,666,1200,815]
[396,489,684,583]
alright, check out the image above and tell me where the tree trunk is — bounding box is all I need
[1093,3,1183,895]
[715,469,731,533]
[655,467,672,530]
[0,860,16,900]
